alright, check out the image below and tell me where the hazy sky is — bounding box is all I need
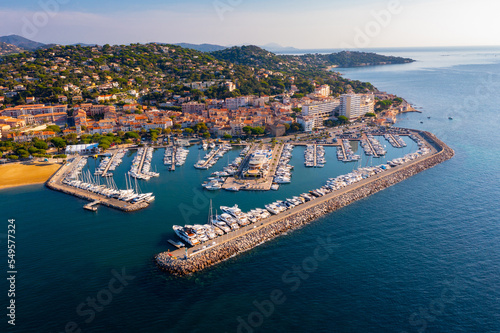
[1,0,500,48]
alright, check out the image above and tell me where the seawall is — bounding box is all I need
[155,130,454,276]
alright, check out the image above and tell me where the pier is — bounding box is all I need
[156,130,455,276]
[83,200,101,211]
[46,156,149,212]
[137,148,148,174]
[339,140,347,160]
[385,134,406,148]
[195,145,223,169]
[101,151,117,177]
[362,134,379,157]
[313,144,317,167]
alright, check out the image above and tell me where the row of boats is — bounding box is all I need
[409,134,426,147]
[304,144,326,168]
[164,146,189,171]
[387,146,431,167]
[94,149,127,177]
[128,147,160,180]
[63,157,155,204]
[194,144,232,170]
[274,144,294,184]
[384,134,407,148]
[360,135,387,157]
[337,139,361,162]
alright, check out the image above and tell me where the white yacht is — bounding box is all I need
[173,225,200,246]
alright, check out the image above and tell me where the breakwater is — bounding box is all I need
[155,130,454,276]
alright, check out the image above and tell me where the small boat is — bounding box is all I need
[448,116,453,120]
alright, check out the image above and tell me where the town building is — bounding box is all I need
[340,94,362,119]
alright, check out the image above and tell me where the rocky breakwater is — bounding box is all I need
[156,131,454,276]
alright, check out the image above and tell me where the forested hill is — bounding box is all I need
[211,45,414,70]
[0,43,377,105]
[287,51,415,68]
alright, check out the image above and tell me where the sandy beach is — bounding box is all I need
[0,162,61,190]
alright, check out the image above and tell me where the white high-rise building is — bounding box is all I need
[340,94,375,119]
[340,94,362,119]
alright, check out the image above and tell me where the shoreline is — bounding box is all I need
[155,130,454,276]
[0,180,48,191]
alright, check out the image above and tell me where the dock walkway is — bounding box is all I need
[362,134,379,157]
[101,151,117,177]
[196,146,222,169]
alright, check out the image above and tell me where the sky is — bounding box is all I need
[1,0,500,49]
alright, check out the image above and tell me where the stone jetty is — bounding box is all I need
[155,130,454,276]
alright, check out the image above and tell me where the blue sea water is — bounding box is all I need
[1,47,500,333]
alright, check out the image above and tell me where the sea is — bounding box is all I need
[1,47,499,333]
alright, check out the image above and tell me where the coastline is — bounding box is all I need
[0,180,49,191]
[155,130,454,276]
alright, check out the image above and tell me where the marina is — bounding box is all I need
[156,130,454,275]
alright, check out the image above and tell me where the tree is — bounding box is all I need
[149,129,159,142]
[251,126,265,136]
[183,128,194,136]
[242,126,252,136]
[223,133,232,139]
[365,112,376,117]
[125,131,140,140]
[202,132,210,139]
[46,125,61,133]
[34,140,48,150]
[51,137,67,153]
[376,100,392,110]
[338,115,350,124]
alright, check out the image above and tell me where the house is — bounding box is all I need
[95,94,116,103]
[0,116,25,128]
